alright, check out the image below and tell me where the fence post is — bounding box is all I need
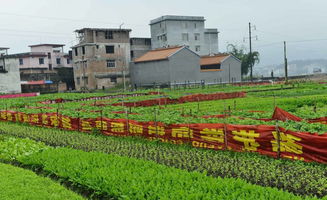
[77,112,80,132]
[273,92,276,108]
[125,107,129,135]
[188,109,192,145]
[154,108,158,139]
[100,110,103,132]
[40,109,43,127]
[197,97,200,112]
[223,101,228,150]
[275,121,281,159]
[234,100,236,110]
[56,108,59,126]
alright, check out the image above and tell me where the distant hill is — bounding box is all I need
[254,59,327,77]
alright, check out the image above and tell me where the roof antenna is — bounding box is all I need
[119,23,124,29]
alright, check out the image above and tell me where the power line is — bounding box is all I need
[0,12,148,27]
[0,28,72,36]
[256,38,327,48]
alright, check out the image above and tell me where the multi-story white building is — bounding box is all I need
[16,44,72,81]
[150,15,219,56]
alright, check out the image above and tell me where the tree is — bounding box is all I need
[227,44,260,78]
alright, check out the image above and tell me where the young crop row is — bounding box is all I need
[0,135,321,200]
[2,83,325,134]
[0,163,83,200]
[1,121,326,198]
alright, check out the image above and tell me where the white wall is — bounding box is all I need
[0,57,21,94]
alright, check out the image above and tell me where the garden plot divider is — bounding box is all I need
[112,91,247,107]
[1,110,327,164]
[39,91,163,104]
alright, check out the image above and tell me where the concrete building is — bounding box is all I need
[150,15,219,56]
[72,28,131,91]
[130,38,151,61]
[17,44,72,82]
[130,46,200,87]
[0,48,21,94]
[200,54,242,84]
[130,47,241,87]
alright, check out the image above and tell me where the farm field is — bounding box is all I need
[0,135,325,200]
[0,81,326,199]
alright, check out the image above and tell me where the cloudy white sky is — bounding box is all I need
[1,0,327,68]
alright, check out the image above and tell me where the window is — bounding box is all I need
[130,51,134,59]
[182,33,189,41]
[47,53,51,59]
[82,46,85,55]
[105,45,114,54]
[106,59,116,68]
[195,45,201,52]
[49,64,52,70]
[19,58,23,65]
[74,48,78,56]
[195,33,200,41]
[0,65,7,73]
[162,34,167,42]
[194,23,197,29]
[111,77,117,83]
[96,45,99,49]
[105,31,113,39]
[83,77,88,85]
[56,58,61,65]
[39,58,44,65]
[182,22,188,29]
[67,59,70,64]
[145,39,151,46]
[201,64,221,70]
[76,77,80,85]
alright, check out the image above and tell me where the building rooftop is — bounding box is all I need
[9,52,47,58]
[29,44,65,48]
[200,54,230,66]
[150,15,205,25]
[134,46,184,63]
[204,29,219,33]
[75,28,132,33]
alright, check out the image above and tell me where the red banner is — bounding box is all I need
[0,93,39,99]
[0,110,326,164]
[112,92,246,107]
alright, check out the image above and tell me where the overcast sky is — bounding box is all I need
[1,0,327,68]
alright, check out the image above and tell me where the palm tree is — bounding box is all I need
[227,44,260,80]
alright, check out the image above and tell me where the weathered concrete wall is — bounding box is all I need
[130,48,200,87]
[0,57,21,94]
[130,38,151,60]
[79,29,130,44]
[150,16,218,56]
[199,56,241,84]
[131,59,170,86]
[73,42,130,90]
[168,48,200,83]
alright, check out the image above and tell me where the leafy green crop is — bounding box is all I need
[0,135,50,161]
[1,121,326,198]
[19,148,320,200]
[0,163,83,200]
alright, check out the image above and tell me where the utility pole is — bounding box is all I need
[244,22,257,82]
[249,22,252,82]
[284,41,288,83]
